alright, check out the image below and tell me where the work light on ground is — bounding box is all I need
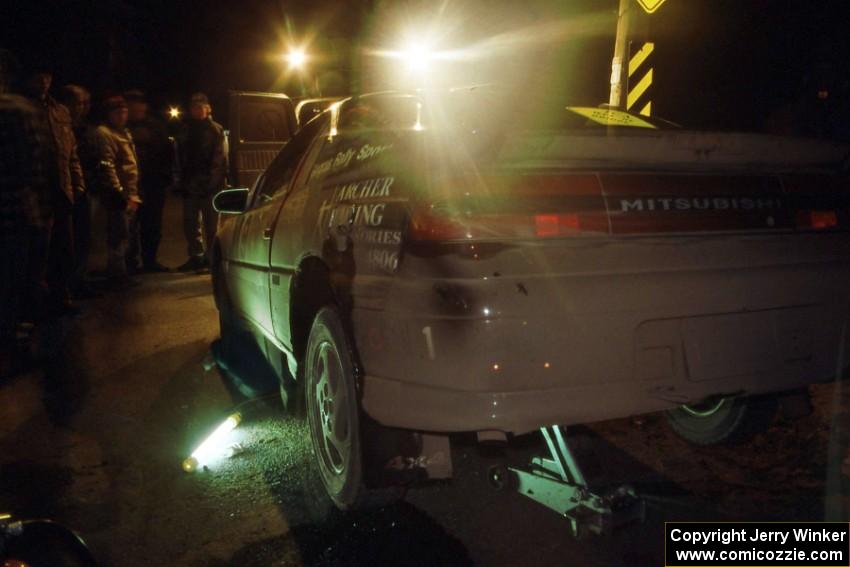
[182,412,242,472]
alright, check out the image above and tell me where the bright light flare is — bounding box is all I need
[327,100,344,138]
[168,106,181,119]
[374,43,440,75]
[285,48,307,70]
[402,43,433,73]
[413,101,424,131]
[182,412,242,472]
[369,13,613,77]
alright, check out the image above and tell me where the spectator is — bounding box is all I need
[94,95,141,289]
[125,89,173,273]
[58,84,99,297]
[22,61,84,315]
[0,50,48,376]
[177,92,225,272]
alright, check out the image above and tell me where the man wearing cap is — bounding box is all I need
[125,89,173,273]
[22,62,85,315]
[177,92,226,272]
[94,94,141,288]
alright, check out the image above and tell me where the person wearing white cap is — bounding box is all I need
[94,94,141,289]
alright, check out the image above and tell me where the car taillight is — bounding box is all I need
[409,174,608,242]
[409,206,607,241]
[795,210,839,230]
[534,213,580,237]
[783,174,848,230]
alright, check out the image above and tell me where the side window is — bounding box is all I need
[246,171,265,206]
[252,114,329,206]
[276,128,328,226]
[290,128,327,193]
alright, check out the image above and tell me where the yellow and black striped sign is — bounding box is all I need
[635,0,667,14]
[627,41,654,117]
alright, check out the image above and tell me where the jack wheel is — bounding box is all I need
[487,464,516,491]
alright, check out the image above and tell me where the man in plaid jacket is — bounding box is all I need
[22,62,85,315]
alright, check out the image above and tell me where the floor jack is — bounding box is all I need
[489,425,645,537]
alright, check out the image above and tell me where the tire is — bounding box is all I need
[304,306,395,510]
[5,520,97,567]
[212,256,234,337]
[210,263,250,401]
[665,395,778,446]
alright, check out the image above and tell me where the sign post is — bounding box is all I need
[609,0,666,111]
[608,0,634,109]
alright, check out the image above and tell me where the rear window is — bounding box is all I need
[337,96,422,131]
[435,87,677,132]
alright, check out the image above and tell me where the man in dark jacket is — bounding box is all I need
[0,52,48,375]
[23,64,85,314]
[94,95,141,289]
[58,84,99,297]
[125,89,173,273]
[177,92,225,272]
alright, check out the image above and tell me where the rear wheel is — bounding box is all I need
[304,306,394,510]
[665,395,778,446]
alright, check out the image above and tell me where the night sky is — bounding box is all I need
[3,0,850,137]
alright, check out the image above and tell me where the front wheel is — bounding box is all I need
[665,395,778,446]
[212,255,234,337]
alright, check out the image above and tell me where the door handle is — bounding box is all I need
[263,227,273,240]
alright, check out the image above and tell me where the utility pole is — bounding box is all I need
[609,0,634,109]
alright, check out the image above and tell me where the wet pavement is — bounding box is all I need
[1,198,849,566]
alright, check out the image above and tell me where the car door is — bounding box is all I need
[269,118,331,349]
[228,91,297,189]
[228,115,330,335]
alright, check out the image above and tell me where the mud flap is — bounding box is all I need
[369,430,453,487]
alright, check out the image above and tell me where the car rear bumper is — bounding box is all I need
[351,243,850,433]
[359,367,833,435]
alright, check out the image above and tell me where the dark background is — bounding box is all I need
[2,0,849,137]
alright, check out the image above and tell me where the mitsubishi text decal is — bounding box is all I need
[617,196,783,213]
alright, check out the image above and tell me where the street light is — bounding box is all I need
[168,106,181,120]
[284,48,307,71]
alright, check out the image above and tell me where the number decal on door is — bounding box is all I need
[422,326,436,360]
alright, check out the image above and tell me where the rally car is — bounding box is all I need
[211,87,850,510]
